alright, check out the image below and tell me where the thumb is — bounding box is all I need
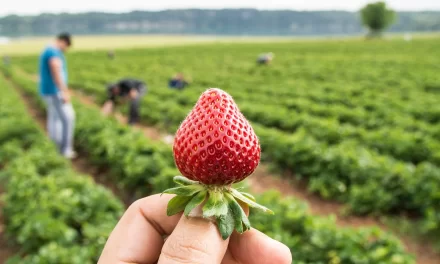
[158,213,229,264]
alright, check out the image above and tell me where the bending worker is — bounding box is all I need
[101,78,147,125]
[169,73,189,90]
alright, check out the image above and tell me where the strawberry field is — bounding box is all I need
[2,37,440,263]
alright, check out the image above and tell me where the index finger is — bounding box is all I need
[98,194,181,264]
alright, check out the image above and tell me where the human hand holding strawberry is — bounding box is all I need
[99,88,291,264]
[98,194,291,264]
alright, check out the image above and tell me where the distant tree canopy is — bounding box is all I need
[360,2,396,35]
[0,9,438,37]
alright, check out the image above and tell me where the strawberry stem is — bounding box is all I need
[163,176,273,240]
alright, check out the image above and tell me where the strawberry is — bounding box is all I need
[173,88,261,185]
[163,88,273,240]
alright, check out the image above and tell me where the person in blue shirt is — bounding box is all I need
[169,73,189,90]
[39,32,76,159]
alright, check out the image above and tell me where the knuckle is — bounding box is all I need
[160,237,209,264]
[127,198,145,212]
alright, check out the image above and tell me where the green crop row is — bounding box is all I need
[118,89,440,243]
[4,68,416,264]
[72,74,440,227]
[0,74,124,264]
[13,39,440,127]
[15,41,437,232]
[12,40,440,167]
[137,91,440,166]
[9,45,440,243]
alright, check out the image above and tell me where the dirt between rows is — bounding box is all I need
[7,70,440,264]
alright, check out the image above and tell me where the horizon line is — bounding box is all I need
[1,7,440,17]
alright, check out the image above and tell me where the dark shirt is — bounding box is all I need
[108,78,145,101]
[169,79,188,90]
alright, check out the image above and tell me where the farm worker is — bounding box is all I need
[257,52,274,65]
[98,194,292,264]
[168,73,189,90]
[102,78,147,125]
[38,32,76,159]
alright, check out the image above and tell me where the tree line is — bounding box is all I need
[0,8,439,37]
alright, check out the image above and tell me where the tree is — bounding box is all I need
[360,1,396,37]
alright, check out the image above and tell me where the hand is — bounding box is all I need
[129,89,138,99]
[101,101,114,116]
[98,194,292,264]
[61,90,71,103]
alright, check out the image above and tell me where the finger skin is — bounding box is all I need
[98,194,181,264]
[226,228,292,264]
[158,215,229,264]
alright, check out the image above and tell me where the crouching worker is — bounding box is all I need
[257,52,274,65]
[101,78,147,125]
[169,73,189,90]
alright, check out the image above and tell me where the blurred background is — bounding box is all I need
[1,1,440,264]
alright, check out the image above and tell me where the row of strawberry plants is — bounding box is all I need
[28,58,440,167]
[70,69,440,135]
[43,70,440,167]
[10,66,440,242]
[13,55,440,166]
[6,69,415,264]
[94,80,440,242]
[139,92,440,166]
[0,74,124,264]
[13,40,440,131]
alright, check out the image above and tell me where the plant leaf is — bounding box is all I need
[167,195,194,216]
[184,190,207,216]
[225,193,249,233]
[163,185,204,196]
[203,191,228,218]
[230,189,274,214]
[173,176,200,186]
[217,209,235,240]
[241,192,256,202]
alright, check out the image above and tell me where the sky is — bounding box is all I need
[1,0,439,16]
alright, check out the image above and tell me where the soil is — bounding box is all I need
[8,70,440,264]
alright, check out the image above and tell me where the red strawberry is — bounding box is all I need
[173,88,261,185]
[163,88,272,240]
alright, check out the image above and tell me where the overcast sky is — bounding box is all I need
[1,0,439,16]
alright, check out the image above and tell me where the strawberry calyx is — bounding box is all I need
[163,176,274,240]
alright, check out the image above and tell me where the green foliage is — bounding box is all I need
[6,243,94,264]
[0,74,124,263]
[360,1,396,35]
[13,40,440,240]
[5,59,417,263]
[251,191,414,263]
